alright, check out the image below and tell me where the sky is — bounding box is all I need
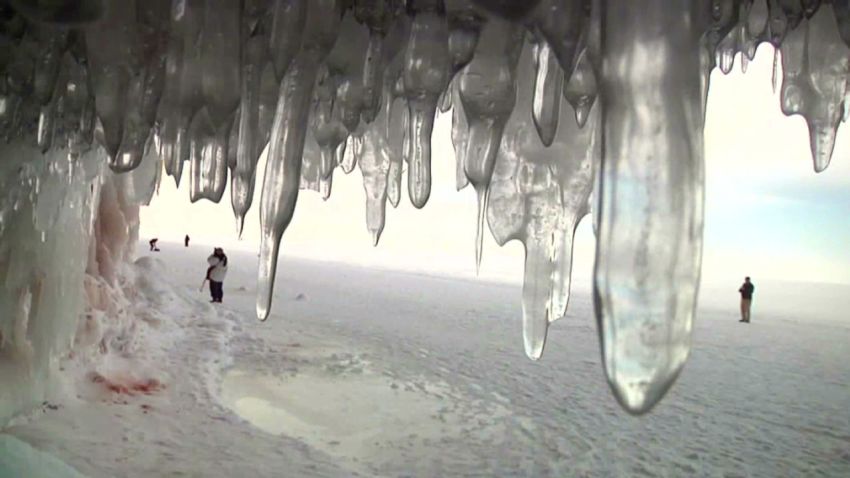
[140,45,850,288]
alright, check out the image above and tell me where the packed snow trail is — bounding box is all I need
[5,243,850,477]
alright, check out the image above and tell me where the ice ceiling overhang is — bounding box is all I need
[2,0,847,414]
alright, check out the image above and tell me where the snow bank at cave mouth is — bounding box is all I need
[220,342,510,470]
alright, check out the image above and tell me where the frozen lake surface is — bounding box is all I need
[5,243,850,477]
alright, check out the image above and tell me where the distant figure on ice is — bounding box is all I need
[149,238,159,251]
[185,235,190,247]
[206,247,228,303]
[738,277,755,323]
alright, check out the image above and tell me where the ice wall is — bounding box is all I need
[0,141,142,425]
[1,0,848,415]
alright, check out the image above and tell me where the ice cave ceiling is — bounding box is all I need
[1,0,848,414]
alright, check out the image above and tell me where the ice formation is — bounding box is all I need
[1,0,849,418]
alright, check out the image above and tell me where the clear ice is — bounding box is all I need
[1,0,847,418]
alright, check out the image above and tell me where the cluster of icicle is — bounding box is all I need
[1,0,848,414]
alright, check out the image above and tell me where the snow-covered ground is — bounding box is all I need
[3,242,850,477]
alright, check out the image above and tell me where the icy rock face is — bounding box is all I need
[0,143,139,425]
[1,0,849,416]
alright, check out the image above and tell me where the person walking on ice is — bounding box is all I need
[738,276,755,323]
[205,247,228,303]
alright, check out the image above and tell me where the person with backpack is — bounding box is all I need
[205,247,228,303]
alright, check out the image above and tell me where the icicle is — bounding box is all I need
[531,40,562,146]
[563,47,597,128]
[227,108,239,172]
[834,1,850,48]
[341,135,358,173]
[716,31,738,75]
[110,77,149,172]
[269,0,306,80]
[766,0,789,46]
[530,0,584,81]
[85,1,140,159]
[772,46,781,92]
[32,27,67,106]
[458,17,523,272]
[320,174,333,200]
[747,0,769,39]
[808,7,850,172]
[201,0,241,131]
[357,119,391,245]
[129,133,163,205]
[355,0,396,123]
[57,52,91,153]
[779,6,850,172]
[110,0,170,173]
[450,82,470,191]
[549,108,599,322]
[594,0,705,414]
[300,129,323,192]
[257,0,342,321]
[386,95,406,207]
[381,25,409,207]
[327,13,371,135]
[488,41,599,360]
[188,108,228,203]
[232,30,270,236]
[437,86,452,113]
[159,0,204,186]
[446,0,481,72]
[112,41,167,173]
[311,67,346,181]
[843,81,850,122]
[37,101,56,153]
[403,4,450,209]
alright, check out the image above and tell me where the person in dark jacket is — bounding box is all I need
[185,235,190,247]
[738,277,755,323]
[206,247,228,303]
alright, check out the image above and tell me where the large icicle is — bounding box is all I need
[779,6,850,172]
[357,116,392,245]
[403,1,450,209]
[355,0,398,123]
[451,81,470,191]
[257,0,342,321]
[188,108,228,203]
[158,0,204,186]
[84,1,139,161]
[531,39,563,146]
[232,24,276,234]
[457,17,523,272]
[201,0,241,131]
[310,67,347,184]
[269,0,306,80]
[488,42,599,360]
[594,0,705,414]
